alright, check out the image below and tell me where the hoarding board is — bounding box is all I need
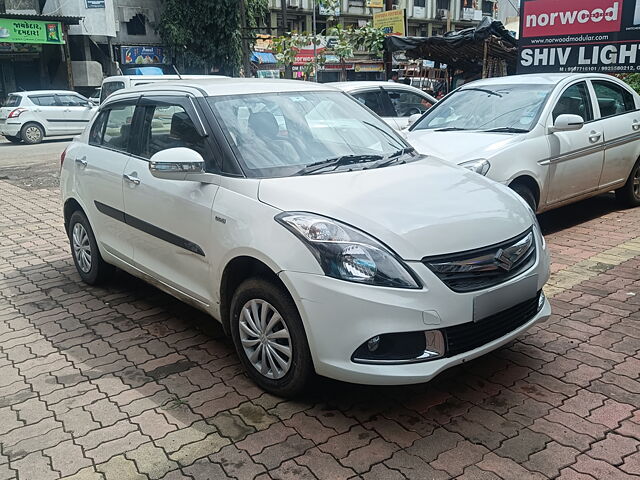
[0,18,63,44]
[518,0,640,73]
[373,9,406,36]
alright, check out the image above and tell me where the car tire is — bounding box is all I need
[68,210,113,285]
[20,123,44,145]
[615,158,640,208]
[230,278,312,397]
[4,135,21,144]
[511,183,537,212]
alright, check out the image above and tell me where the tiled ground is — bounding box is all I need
[0,178,639,480]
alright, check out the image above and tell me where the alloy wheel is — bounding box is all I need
[239,299,292,380]
[24,126,41,143]
[72,223,92,273]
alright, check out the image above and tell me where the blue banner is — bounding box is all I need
[121,46,167,65]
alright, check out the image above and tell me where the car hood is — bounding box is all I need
[406,130,526,164]
[258,157,532,260]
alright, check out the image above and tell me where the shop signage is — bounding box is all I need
[0,19,64,44]
[121,46,167,65]
[355,63,384,72]
[518,0,640,73]
[373,9,406,36]
[86,0,105,7]
[366,0,384,7]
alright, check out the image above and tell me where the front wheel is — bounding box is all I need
[230,278,312,397]
[615,159,640,208]
[68,210,114,285]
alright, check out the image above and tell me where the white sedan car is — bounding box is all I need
[330,81,437,130]
[407,73,640,212]
[60,79,550,396]
[0,90,96,144]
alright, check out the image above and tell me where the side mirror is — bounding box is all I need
[550,114,584,133]
[407,113,422,128]
[149,147,205,181]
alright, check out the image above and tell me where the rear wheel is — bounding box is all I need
[4,135,21,144]
[511,183,537,212]
[68,210,113,285]
[230,278,312,397]
[21,123,44,145]
[615,159,640,208]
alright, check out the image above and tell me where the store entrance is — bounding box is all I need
[13,60,41,91]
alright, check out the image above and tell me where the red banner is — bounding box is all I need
[522,0,623,37]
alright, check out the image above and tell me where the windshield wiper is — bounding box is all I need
[434,127,469,132]
[296,154,384,176]
[369,147,416,169]
[484,127,529,133]
[461,87,503,98]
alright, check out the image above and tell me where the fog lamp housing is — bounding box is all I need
[352,330,446,364]
[538,291,546,312]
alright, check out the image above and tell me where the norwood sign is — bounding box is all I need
[518,0,640,73]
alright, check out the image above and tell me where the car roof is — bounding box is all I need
[109,78,338,99]
[460,73,622,87]
[329,81,421,91]
[10,90,80,96]
[103,75,228,82]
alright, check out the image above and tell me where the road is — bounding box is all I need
[0,145,638,480]
[0,137,71,190]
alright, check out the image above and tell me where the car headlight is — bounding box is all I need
[460,159,491,176]
[275,212,421,289]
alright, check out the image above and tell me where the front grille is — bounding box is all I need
[444,291,541,357]
[422,228,536,293]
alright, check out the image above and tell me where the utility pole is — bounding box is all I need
[239,0,252,77]
[280,0,293,78]
[384,0,393,79]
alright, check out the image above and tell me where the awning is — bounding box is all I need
[251,52,277,64]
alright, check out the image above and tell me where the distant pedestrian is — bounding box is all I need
[388,72,399,82]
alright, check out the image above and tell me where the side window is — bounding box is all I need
[102,104,137,152]
[140,103,206,159]
[387,90,434,117]
[592,81,636,118]
[352,91,388,117]
[57,95,88,107]
[89,111,109,146]
[4,95,22,107]
[29,95,57,106]
[100,81,125,103]
[552,82,593,122]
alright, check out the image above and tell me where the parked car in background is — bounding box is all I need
[88,88,101,105]
[330,81,437,130]
[100,74,227,104]
[0,90,96,144]
[60,78,550,396]
[407,73,640,212]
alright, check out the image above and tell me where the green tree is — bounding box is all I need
[159,0,268,76]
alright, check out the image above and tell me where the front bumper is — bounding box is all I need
[279,240,551,385]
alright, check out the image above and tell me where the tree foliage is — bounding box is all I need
[159,0,268,76]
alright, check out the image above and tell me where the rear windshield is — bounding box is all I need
[4,95,21,107]
[100,81,125,103]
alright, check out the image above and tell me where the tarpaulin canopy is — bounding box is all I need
[384,18,517,72]
[251,52,277,64]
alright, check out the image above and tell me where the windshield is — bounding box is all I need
[412,84,553,132]
[208,91,409,178]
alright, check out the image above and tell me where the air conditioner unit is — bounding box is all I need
[436,9,449,19]
[287,0,300,8]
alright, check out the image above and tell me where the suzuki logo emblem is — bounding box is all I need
[495,248,515,271]
[494,232,534,271]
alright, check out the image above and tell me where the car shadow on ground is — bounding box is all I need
[0,137,73,146]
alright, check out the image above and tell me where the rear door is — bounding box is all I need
[56,94,95,134]
[122,95,219,303]
[589,79,640,190]
[28,94,66,134]
[74,100,138,262]
[545,81,604,205]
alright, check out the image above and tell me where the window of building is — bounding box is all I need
[126,14,147,36]
[436,0,450,10]
[482,0,494,15]
[414,0,426,7]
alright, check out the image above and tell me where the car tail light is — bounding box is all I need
[60,148,67,169]
[8,108,27,118]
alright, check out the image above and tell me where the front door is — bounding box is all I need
[122,95,219,304]
[74,101,138,262]
[56,94,95,134]
[384,88,434,130]
[546,81,605,205]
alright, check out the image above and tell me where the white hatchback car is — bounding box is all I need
[406,74,640,212]
[60,79,550,396]
[330,81,437,130]
[0,91,96,144]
